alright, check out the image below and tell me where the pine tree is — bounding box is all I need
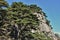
[0,1,52,40]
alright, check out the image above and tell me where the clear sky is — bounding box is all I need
[7,0,60,33]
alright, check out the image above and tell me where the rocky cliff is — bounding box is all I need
[33,11,58,40]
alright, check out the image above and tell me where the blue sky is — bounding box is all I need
[7,0,60,33]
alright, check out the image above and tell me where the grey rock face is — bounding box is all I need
[33,12,58,40]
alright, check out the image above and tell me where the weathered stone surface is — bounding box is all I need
[33,12,58,40]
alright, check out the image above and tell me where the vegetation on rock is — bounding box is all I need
[0,0,56,40]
